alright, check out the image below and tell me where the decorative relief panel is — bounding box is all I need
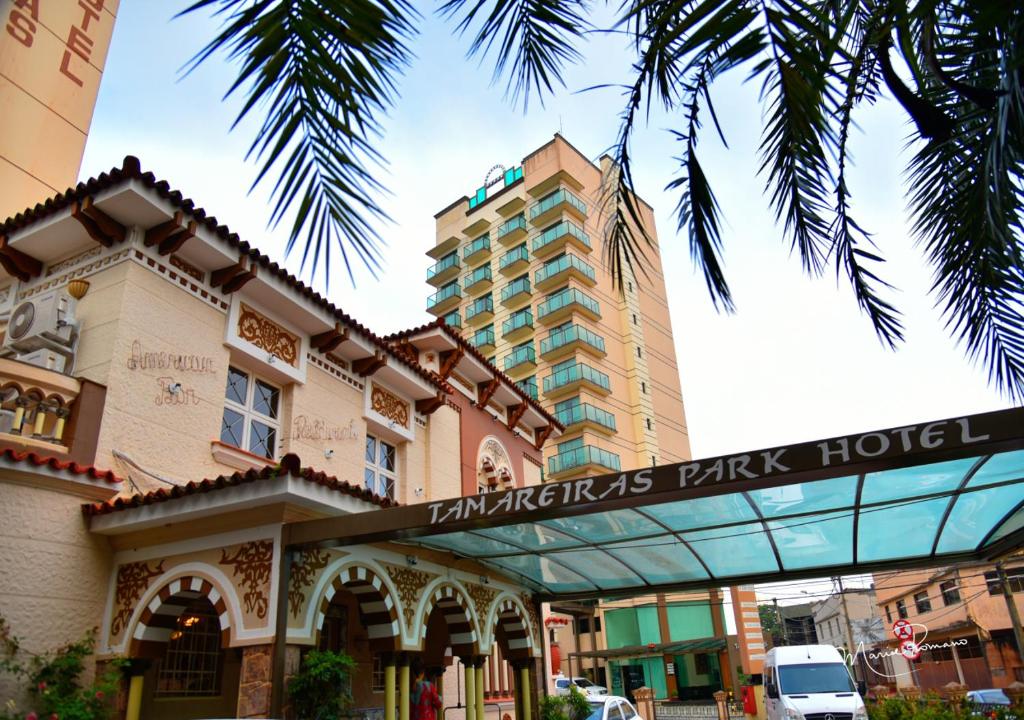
[220,540,274,620]
[110,559,165,639]
[384,563,437,628]
[371,383,410,428]
[467,582,498,627]
[238,303,299,366]
[169,253,205,282]
[288,549,331,618]
[520,592,542,648]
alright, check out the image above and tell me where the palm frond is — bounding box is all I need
[179,0,418,287]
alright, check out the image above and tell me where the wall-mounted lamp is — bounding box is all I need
[168,382,183,395]
[479,575,490,585]
[405,555,418,567]
[66,279,90,300]
[267,353,277,365]
[414,487,424,496]
[324,449,335,459]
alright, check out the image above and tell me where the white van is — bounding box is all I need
[764,645,867,720]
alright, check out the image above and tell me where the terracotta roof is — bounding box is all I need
[82,453,395,516]
[1,156,449,394]
[386,319,563,431]
[0,448,122,484]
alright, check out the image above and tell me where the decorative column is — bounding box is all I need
[400,654,412,720]
[519,664,532,720]
[122,659,150,720]
[53,406,69,441]
[237,644,275,718]
[385,654,398,720]
[464,658,477,720]
[475,657,486,720]
[11,395,29,434]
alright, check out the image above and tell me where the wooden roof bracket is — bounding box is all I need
[0,235,42,282]
[438,346,465,380]
[72,196,126,247]
[506,402,528,431]
[211,253,257,293]
[415,392,446,416]
[352,351,387,377]
[311,322,349,354]
[144,211,197,256]
[476,377,500,409]
[533,424,554,450]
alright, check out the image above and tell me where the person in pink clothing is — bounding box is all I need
[410,660,442,720]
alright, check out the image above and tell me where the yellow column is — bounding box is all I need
[475,660,485,720]
[32,405,47,436]
[385,657,398,720]
[125,674,144,720]
[519,665,532,720]
[400,656,411,720]
[464,659,476,720]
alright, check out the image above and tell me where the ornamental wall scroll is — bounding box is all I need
[288,549,331,618]
[238,303,299,366]
[384,563,437,629]
[219,540,274,620]
[110,560,165,637]
[371,383,409,428]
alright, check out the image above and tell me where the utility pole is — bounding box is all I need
[996,562,1024,661]
[836,577,869,684]
[773,598,788,646]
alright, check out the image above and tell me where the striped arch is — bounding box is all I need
[128,574,232,654]
[419,583,479,656]
[316,564,400,648]
[480,457,497,489]
[497,467,513,490]
[486,594,536,659]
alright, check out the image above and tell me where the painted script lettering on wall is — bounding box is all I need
[238,303,299,366]
[127,340,215,374]
[291,416,358,442]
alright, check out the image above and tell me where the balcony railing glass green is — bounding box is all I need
[465,295,494,320]
[554,402,617,431]
[463,235,491,260]
[548,445,621,475]
[499,244,530,271]
[503,343,536,372]
[471,327,496,349]
[532,220,591,255]
[427,252,458,281]
[500,276,531,303]
[540,323,606,355]
[535,253,596,286]
[502,309,533,337]
[537,287,600,320]
[530,188,587,220]
[443,310,461,329]
[495,214,527,241]
[463,265,492,290]
[427,283,460,309]
[516,376,538,400]
[543,360,611,394]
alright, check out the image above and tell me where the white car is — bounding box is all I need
[582,695,644,720]
[554,675,608,697]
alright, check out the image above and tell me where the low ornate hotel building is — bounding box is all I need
[0,156,563,719]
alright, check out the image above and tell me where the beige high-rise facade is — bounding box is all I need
[428,134,691,480]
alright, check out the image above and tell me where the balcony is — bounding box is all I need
[543,361,611,400]
[427,282,461,316]
[442,310,461,329]
[554,402,617,435]
[503,343,537,376]
[539,323,606,362]
[495,214,528,245]
[535,253,596,292]
[498,244,530,276]
[531,220,591,260]
[500,276,531,309]
[516,376,538,401]
[0,357,83,456]
[426,252,460,286]
[463,264,493,295]
[471,326,497,355]
[529,187,587,227]
[502,309,534,343]
[463,234,491,265]
[547,444,621,479]
[465,294,495,326]
[536,287,601,325]
[428,234,460,260]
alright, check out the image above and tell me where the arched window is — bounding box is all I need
[156,599,223,697]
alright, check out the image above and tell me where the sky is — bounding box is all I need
[80,2,1015,610]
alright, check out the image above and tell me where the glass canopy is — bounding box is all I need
[285,407,1024,602]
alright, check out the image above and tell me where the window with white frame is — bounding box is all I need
[221,366,280,459]
[365,434,397,500]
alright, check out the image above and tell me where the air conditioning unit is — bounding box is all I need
[1,291,77,355]
[16,348,68,374]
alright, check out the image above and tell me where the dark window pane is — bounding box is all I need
[226,366,248,405]
[249,420,276,459]
[896,600,908,619]
[380,442,396,472]
[253,380,279,419]
[986,571,1002,595]
[379,474,395,500]
[940,581,961,605]
[365,436,377,463]
[221,408,244,448]
[914,592,932,614]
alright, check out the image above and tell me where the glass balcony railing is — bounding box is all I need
[427,252,459,281]
[502,309,533,337]
[540,323,606,356]
[516,376,538,400]
[499,244,530,271]
[500,276,531,303]
[503,344,536,372]
[530,188,587,221]
[554,402,617,432]
[543,361,611,394]
[463,264,492,291]
[535,253,596,286]
[443,310,461,329]
[427,283,460,309]
[465,295,494,321]
[463,234,491,260]
[532,220,591,255]
[537,287,600,320]
[548,445,621,475]
[471,327,496,349]
[495,214,528,242]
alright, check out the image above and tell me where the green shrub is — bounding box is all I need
[566,686,592,720]
[287,650,358,720]
[540,694,570,720]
